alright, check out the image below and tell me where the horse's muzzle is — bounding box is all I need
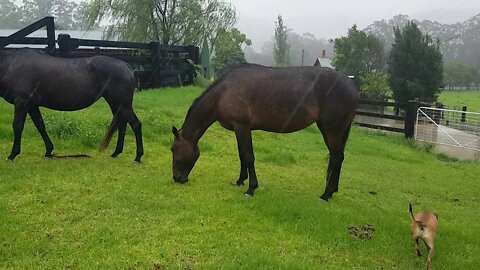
[173,175,189,184]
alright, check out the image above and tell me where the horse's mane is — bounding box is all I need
[0,49,10,59]
[185,76,224,120]
[184,62,252,120]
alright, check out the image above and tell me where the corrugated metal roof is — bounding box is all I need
[314,57,333,68]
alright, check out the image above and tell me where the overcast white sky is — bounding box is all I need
[226,0,480,51]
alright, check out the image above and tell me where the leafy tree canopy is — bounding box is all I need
[332,25,385,78]
[85,0,236,49]
[361,73,392,100]
[212,27,251,76]
[443,62,480,90]
[388,21,444,103]
[0,0,87,30]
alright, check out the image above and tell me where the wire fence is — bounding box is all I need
[415,107,480,151]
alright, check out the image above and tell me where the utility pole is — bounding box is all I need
[301,49,304,66]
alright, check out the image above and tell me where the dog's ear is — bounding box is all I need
[172,126,179,138]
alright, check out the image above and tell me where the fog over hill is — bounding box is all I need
[364,14,480,67]
[246,13,480,68]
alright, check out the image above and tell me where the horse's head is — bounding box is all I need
[171,126,199,183]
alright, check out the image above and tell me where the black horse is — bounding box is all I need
[171,63,359,201]
[0,49,143,162]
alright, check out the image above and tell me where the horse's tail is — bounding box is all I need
[100,113,120,152]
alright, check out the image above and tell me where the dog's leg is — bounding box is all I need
[414,237,422,256]
[425,240,434,270]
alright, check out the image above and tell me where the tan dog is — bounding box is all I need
[409,203,439,270]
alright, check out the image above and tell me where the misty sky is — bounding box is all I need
[227,0,480,51]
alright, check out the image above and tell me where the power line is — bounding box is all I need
[443,24,480,42]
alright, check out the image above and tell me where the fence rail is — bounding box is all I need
[355,99,431,138]
[0,17,200,89]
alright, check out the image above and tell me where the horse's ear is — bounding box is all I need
[172,126,179,138]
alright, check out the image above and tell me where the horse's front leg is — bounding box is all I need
[7,105,28,161]
[28,107,54,158]
[234,126,258,196]
[234,142,248,186]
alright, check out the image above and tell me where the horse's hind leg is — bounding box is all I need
[317,121,351,201]
[7,105,28,161]
[104,94,142,162]
[125,108,143,163]
[28,107,54,158]
[111,121,127,158]
[234,126,258,196]
[104,101,128,158]
[111,109,127,158]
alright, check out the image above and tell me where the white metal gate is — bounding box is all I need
[415,107,480,151]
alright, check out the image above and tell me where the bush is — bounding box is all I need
[361,73,392,100]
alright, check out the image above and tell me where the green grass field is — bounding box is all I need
[1,87,479,269]
[438,90,480,112]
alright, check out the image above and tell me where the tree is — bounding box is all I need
[388,21,444,103]
[287,32,332,66]
[273,15,289,66]
[0,0,87,30]
[332,25,385,78]
[0,0,21,28]
[85,0,236,49]
[21,0,86,29]
[443,62,480,90]
[212,28,251,76]
[361,73,392,100]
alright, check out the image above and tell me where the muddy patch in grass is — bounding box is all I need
[348,224,375,240]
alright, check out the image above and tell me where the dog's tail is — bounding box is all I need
[409,203,416,222]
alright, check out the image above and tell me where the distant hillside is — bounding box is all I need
[364,14,480,67]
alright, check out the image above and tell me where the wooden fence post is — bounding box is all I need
[0,16,55,53]
[45,17,55,55]
[57,34,71,57]
[461,106,467,122]
[149,42,161,88]
[404,100,419,138]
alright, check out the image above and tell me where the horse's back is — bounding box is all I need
[6,49,134,86]
[88,55,136,87]
[2,49,135,110]
[215,64,359,132]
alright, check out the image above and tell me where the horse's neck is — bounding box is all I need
[0,53,7,94]
[181,89,218,142]
[0,52,6,75]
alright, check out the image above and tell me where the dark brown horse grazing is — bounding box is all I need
[172,63,359,201]
[0,49,143,162]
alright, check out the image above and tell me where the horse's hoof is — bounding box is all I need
[319,197,329,203]
[319,195,330,202]
[133,160,141,165]
[6,157,14,162]
[231,181,244,186]
[45,154,53,159]
[244,193,254,198]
